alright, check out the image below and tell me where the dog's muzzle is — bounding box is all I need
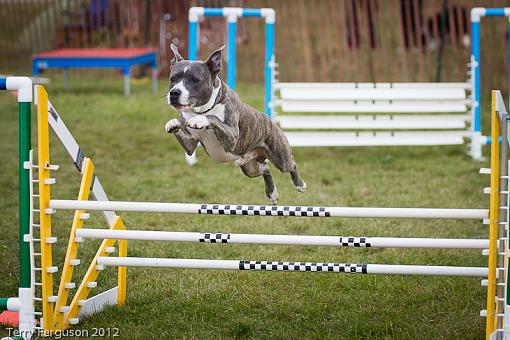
[167,90,193,111]
[169,88,181,105]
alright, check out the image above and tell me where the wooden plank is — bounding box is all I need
[398,0,409,81]
[412,0,425,80]
[323,0,337,81]
[368,0,381,81]
[334,0,346,82]
[298,0,313,81]
[316,0,328,82]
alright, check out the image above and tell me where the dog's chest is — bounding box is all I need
[182,107,239,163]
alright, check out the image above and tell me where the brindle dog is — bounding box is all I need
[165,44,306,204]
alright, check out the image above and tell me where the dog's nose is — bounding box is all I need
[170,89,181,98]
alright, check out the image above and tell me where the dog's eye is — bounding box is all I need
[170,76,178,83]
[191,77,200,83]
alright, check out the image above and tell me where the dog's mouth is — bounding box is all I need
[172,103,194,111]
[170,97,197,111]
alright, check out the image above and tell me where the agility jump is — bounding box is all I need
[1,79,509,338]
[41,84,508,338]
[0,78,505,339]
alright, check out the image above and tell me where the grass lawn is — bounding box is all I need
[0,75,492,339]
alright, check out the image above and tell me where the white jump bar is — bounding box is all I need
[76,229,489,249]
[277,101,468,113]
[284,131,467,147]
[275,82,472,90]
[49,200,489,219]
[97,257,488,277]
[279,88,467,101]
[277,114,470,130]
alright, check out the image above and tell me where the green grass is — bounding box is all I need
[0,75,492,339]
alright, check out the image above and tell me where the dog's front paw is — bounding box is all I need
[186,115,210,129]
[165,118,181,133]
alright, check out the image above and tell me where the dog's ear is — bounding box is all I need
[205,46,225,75]
[170,43,184,68]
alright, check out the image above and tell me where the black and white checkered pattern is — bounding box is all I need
[199,233,231,243]
[198,204,331,217]
[339,237,371,247]
[74,148,85,172]
[239,261,367,273]
[90,174,96,191]
[49,106,59,122]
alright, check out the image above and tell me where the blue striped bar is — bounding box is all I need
[485,8,507,16]
[203,8,224,16]
[0,77,6,90]
[242,9,262,17]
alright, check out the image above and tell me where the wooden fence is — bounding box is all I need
[0,0,509,93]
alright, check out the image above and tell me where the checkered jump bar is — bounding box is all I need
[49,200,488,219]
[75,229,490,249]
[199,204,331,216]
[96,257,488,277]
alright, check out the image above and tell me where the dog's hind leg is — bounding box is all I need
[234,147,264,167]
[260,161,279,203]
[290,163,306,192]
[267,148,306,193]
[240,160,279,204]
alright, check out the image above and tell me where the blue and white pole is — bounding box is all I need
[263,9,276,119]
[471,8,483,160]
[227,17,237,88]
[188,7,202,61]
[470,8,510,160]
[224,8,243,89]
[186,7,204,167]
[188,7,275,118]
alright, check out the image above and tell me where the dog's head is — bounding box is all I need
[167,44,224,112]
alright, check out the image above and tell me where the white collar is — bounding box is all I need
[193,80,221,113]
